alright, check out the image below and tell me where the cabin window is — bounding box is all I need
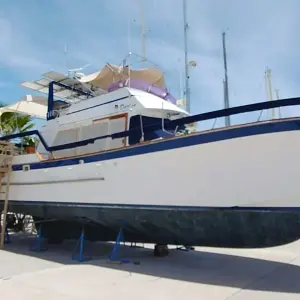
[128,115,177,145]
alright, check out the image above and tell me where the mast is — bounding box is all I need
[64,43,67,75]
[183,0,190,113]
[275,88,281,118]
[222,32,230,126]
[140,0,146,63]
[265,67,275,119]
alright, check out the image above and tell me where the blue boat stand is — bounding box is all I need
[4,226,10,244]
[30,223,48,252]
[27,223,130,263]
[108,227,130,263]
[72,228,91,262]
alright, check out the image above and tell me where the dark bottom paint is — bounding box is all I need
[2,202,300,248]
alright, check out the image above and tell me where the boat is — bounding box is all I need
[1,52,300,249]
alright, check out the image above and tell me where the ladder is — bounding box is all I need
[0,141,14,249]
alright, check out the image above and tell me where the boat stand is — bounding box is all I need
[108,227,129,263]
[30,224,48,252]
[72,228,91,262]
[4,227,11,244]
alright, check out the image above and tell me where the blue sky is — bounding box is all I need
[0,0,300,128]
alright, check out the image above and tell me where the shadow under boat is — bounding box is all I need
[3,233,300,294]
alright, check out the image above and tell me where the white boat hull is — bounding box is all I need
[7,120,300,209]
[2,118,300,247]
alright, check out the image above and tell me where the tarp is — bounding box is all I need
[0,95,48,119]
[79,64,165,90]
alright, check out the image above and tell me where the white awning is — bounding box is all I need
[0,95,48,119]
[79,64,166,90]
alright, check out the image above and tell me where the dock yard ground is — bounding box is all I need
[1,233,300,299]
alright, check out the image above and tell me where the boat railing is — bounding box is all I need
[47,81,94,121]
[1,96,300,160]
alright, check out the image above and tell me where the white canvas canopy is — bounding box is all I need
[0,95,48,119]
[79,64,166,90]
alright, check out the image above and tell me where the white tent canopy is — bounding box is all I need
[0,95,48,119]
[79,64,166,90]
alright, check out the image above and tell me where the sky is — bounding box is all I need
[0,0,300,129]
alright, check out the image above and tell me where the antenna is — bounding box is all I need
[222,32,230,126]
[183,0,190,113]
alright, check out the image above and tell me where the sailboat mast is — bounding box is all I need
[140,0,146,63]
[222,32,230,126]
[265,67,275,119]
[183,0,190,113]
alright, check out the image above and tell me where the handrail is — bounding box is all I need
[112,97,300,138]
[1,97,300,153]
[47,80,93,121]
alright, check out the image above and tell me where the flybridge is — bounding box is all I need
[18,60,170,121]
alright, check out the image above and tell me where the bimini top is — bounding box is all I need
[79,64,165,90]
[0,95,48,119]
[20,63,166,102]
[0,95,69,120]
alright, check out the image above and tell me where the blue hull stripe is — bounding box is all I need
[12,118,300,171]
[2,200,300,212]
